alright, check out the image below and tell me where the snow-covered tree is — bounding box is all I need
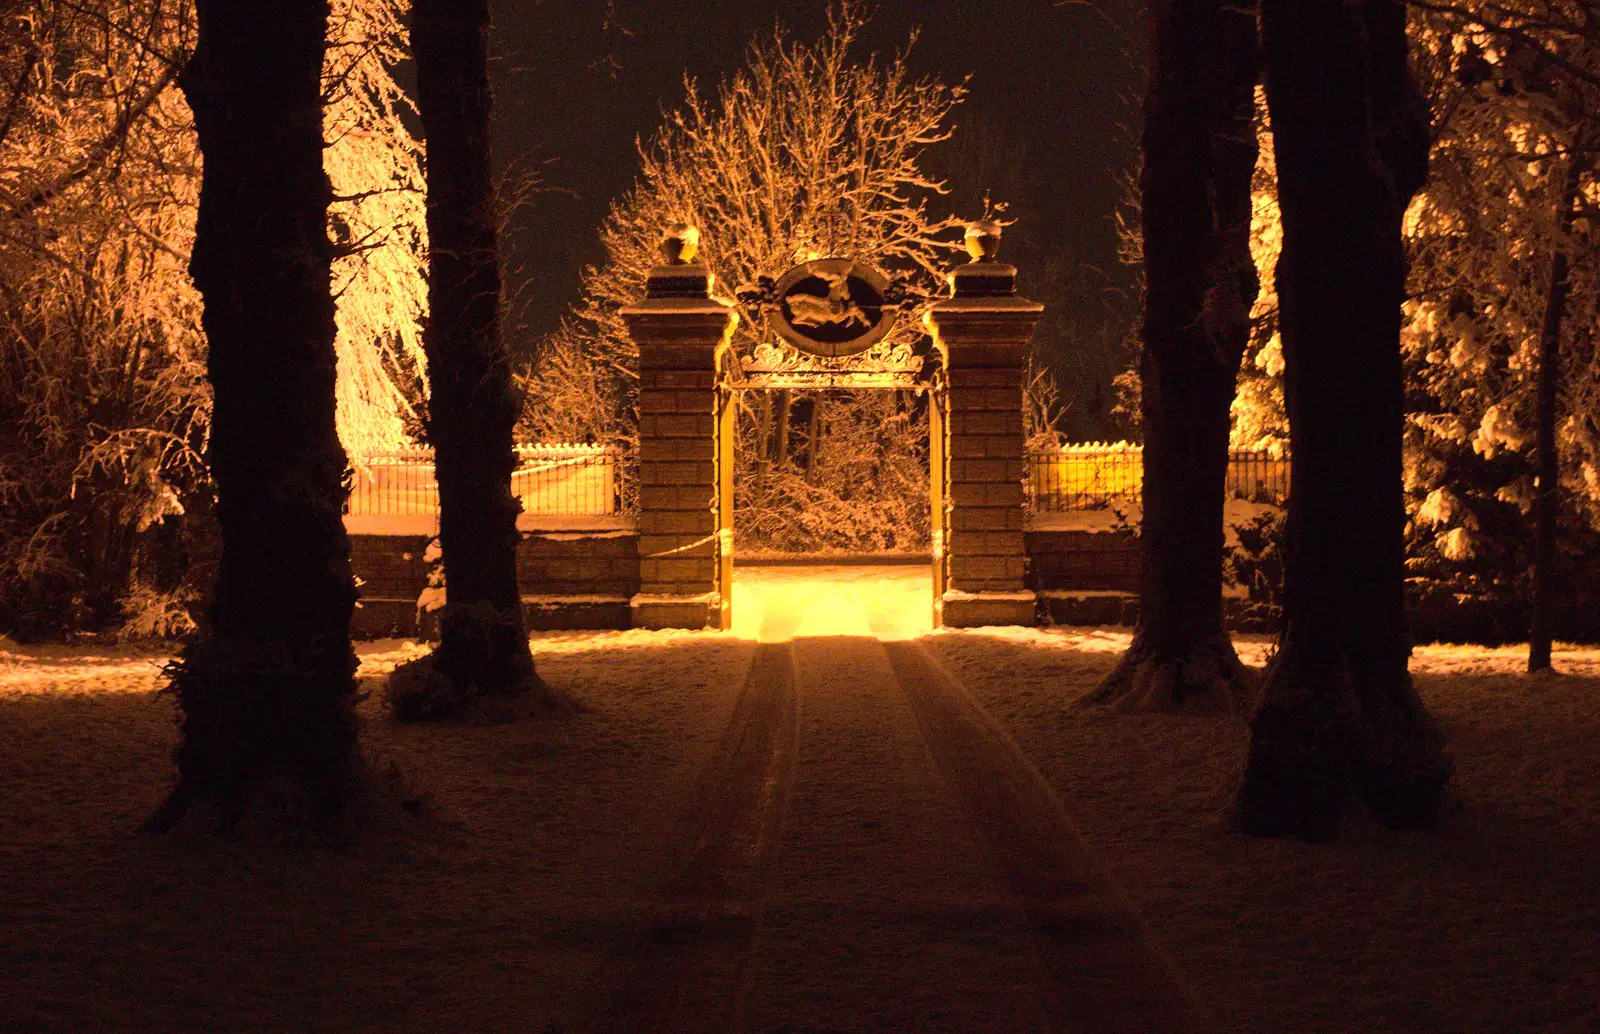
[1405,5,1600,665]
[1231,88,1289,457]
[0,0,427,636]
[323,0,430,461]
[1224,7,1600,654]
[519,1,968,551]
[0,0,208,636]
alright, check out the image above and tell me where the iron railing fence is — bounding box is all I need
[349,442,1284,517]
[347,444,621,517]
[1026,442,1290,512]
[1224,448,1292,504]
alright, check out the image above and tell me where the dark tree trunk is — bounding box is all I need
[1086,0,1259,712]
[401,0,542,717]
[1528,144,1583,673]
[1232,0,1449,840]
[147,0,359,830]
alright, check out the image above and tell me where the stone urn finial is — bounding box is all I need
[662,223,701,265]
[964,220,1003,263]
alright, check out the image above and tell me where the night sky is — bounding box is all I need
[489,0,1142,426]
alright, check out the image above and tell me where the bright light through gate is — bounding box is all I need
[732,566,933,642]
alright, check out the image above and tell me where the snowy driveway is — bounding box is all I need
[602,565,1205,1032]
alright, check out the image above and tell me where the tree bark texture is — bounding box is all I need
[411,0,539,705]
[1233,0,1449,839]
[1528,145,1583,673]
[152,0,359,828]
[1086,0,1259,712]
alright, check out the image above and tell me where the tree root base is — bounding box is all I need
[1230,654,1451,841]
[1081,637,1256,716]
[139,751,447,846]
[386,651,579,724]
[143,633,364,834]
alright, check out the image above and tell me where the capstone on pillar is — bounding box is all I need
[620,224,737,629]
[926,221,1043,628]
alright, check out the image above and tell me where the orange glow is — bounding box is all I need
[731,565,933,641]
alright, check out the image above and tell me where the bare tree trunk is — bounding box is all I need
[804,394,821,482]
[1528,144,1584,673]
[147,0,359,830]
[1232,0,1449,840]
[773,389,792,469]
[756,391,773,480]
[1086,0,1259,712]
[397,0,545,719]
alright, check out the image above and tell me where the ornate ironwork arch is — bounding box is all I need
[728,257,936,391]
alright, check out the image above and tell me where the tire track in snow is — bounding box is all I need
[742,635,1055,1032]
[883,639,1216,1034]
[594,640,798,1034]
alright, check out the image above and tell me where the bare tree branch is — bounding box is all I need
[7,61,178,219]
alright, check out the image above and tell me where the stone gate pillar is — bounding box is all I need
[620,226,738,629]
[926,225,1043,628]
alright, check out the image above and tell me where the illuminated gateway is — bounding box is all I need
[620,221,1043,631]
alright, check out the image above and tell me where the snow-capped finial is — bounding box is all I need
[643,224,714,299]
[661,223,700,265]
[964,220,1003,263]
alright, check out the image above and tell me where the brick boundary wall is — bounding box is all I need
[349,534,432,638]
[1017,528,1587,643]
[1024,528,1143,626]
[516,529,640,631]
[348,524,1569,643]
[349,527,638,639]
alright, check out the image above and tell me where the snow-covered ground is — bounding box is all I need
[929,625,1600,1033]
[1,567,1596,1032]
